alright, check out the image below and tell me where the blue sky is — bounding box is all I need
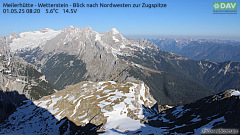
[0,0,240,40]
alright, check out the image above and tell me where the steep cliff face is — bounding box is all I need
[13,26,138,89]
[0,55,55,100]
[10,26,153,86]
[0,33,13,58]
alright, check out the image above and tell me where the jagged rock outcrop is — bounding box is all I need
[59,117,102,135]
[128,38,159,50]
[143,89,240,134]
[0,54,55,100]
[0,33,13,58]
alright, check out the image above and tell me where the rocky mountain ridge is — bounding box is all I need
[13,26,140,89]
[0,81,163,134]
[143,89,240,134]
[1,26,240,105]
[0,95,101,135]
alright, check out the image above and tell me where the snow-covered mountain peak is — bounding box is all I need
[6,26,153,55]
[84,26,93,31]
[68,25,74,28]
[64,25,79,31]
[8,32,20,39]
[38,28,55,33]
[109,28,120,35]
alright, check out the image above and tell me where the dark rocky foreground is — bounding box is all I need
[0,90,27,122]
[143,89,240,134]
[0,90,101,135]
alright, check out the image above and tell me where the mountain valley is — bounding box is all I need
[0,26,240,134]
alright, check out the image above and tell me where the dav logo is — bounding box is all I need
[213,2,237,10]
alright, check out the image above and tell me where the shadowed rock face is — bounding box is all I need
[143,89,240,134]
[0,96,101,134]
[0,90,27,122]
[59,117,102,135]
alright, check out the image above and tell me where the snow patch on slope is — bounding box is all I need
[230,90,240,96]
[194,116,226,134]
[112,36,119,42]
[32,81,157,133]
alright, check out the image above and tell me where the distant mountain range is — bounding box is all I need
[0,26,239,105]
[150,37,240,62]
